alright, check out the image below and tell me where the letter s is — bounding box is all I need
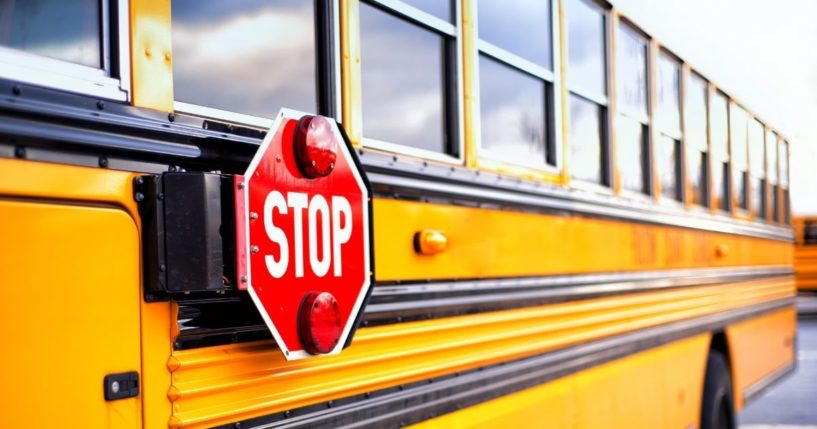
[264,190,289,278]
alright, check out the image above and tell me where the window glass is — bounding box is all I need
[0,0,102,68]
[657,53,681,134]
[360,2,449,152]
[616,24,647,117]
[658,135,680,200]
[806,221,817,244]
[713,161,729,211]
[730,105,748,171]
[401,0,452,22]
[617,116,646,193]
[570,95,603,183]
[749,119,765,178]
[479,55,547,162]
[477,0,551,69]
[753,177,766,219]
[710,92,729,161]
[780,140,789,188]
[686,74,708,206]
[767,130,778,184]
[567,0,605,95]
[172,0,317,117]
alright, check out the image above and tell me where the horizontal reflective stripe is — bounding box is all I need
[226,299,794,429]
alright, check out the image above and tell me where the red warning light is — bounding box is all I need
[294,115,338,178]
[298,291,343,354]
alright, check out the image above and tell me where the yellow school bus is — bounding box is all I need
[794,216,817,292]
[0,1,796,428]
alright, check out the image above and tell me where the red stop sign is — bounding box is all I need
[235,109,372,360]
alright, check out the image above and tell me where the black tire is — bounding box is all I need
[700,351,736,429]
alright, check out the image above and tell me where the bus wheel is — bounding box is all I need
[700,351,736,429]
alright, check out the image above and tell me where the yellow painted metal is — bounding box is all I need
[608,11,622,195]
[0,199,142,428]
[0,158,174,428]
[726,307,796,410]
[168,277,792,428]
[461,0,478,169]
[793,217,817,290]
[130,0,174,111]
[410,332,708,429]
[373,198,792,281]
[557,0,570,186]
[474,158,562,183]
[340,0,363,146]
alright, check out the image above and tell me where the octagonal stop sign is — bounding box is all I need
[235,109,372,360]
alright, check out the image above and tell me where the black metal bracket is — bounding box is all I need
[135,172,237,301]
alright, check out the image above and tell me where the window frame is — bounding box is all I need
[684,71,710,210]
[728,101,750,213]
[565,0,612,190]
[748,117,767,220]
[709,89,731,213]
[172,0,343,130]
[472,0,562,172]
[614,19,652,198]
[0,0,131,101]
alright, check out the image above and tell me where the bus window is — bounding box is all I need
[805,220,817,245]
[767,130,779,222]
[400,0,452,22]
[686,73,709,207]
[0,0,102,68]
[710,91,730,212]
[780,139,790,224]
[477,0,556,167]
[616,23,649,195]
[172,0,318,123]
[360,0,457,157]
[656,51,682,201]
[730,104,749,211]
[566,0,608,185]
[748,118,766,219]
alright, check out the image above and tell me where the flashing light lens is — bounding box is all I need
[298,291,342,354]
[294,115,338,178]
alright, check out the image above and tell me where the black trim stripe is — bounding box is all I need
[219,298,795,429]
[174,266,792,349]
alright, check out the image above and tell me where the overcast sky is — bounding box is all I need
[612,0,817,213]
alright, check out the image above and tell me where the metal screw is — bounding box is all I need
[238,182,245,190]
[168,113,176,122]
[111,381,120,394]
[98,157,108,168]
[250,212,258,220]
[14,146,25,159]
[240,275,248,283]
[96,100,105,110]
[157,192,164,200]
[251,245,259,254]
[12,85,21,96]
[283,411,291,419]
[159,264,166,273]
[135,176,144,186]
[134,192,145,202]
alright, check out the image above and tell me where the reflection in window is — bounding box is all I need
[401,0,452,22]
[567,0,605,95]
[566,0,607,185]
[479,55,546,162]
[767,130,778,186]
[0,0,102,68]
[477,0,551,68]
[730,105,748,210]
[658,135,680,200]
[616,22,648,195]
[570,95,603,183]
[616,24,647,117]
[748,119,766,219]
[617,117,646,193]
[360,3,450,153]
[686,74,709,206]
[711,92,729,211]
[657,53,681,134]
[172,0,317,118]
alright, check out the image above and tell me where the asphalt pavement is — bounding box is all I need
[739,301,817,428]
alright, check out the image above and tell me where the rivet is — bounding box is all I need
[14,146,25,159]
[144,48,152,58]
[12,85,21,96]
[240,275,248,283]
[250,212,258,220]
[98,157,109,168]
[96,100,105,110]
[284,411,291,418]
[275,155,282,162]
[159,264,166,273]
[251,245,259,254]
[135,176,144,186]
[134,192,145,202]
[164,52,172,62]
[158,192,164,200]
[238,182,245,190]
[168,113,176,122]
